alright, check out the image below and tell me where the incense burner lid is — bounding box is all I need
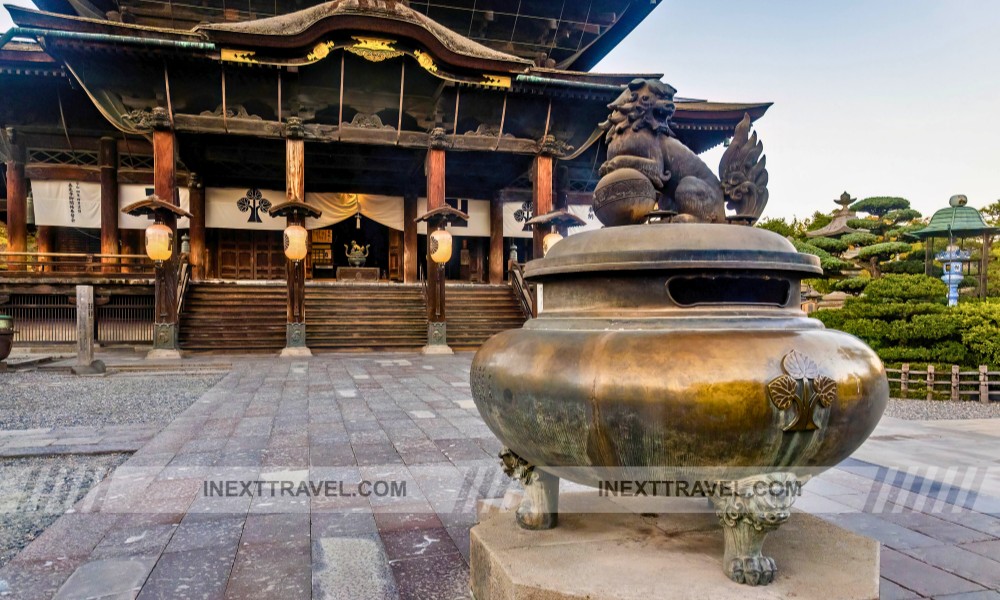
[524,223,821,280]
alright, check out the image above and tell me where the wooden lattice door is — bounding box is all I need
[217,230,286,280]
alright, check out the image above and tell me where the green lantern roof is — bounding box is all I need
[910,205,998,239]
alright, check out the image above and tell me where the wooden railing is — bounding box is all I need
[886,364,1000,402]
[0,252,155,277]
[509,261,536,318]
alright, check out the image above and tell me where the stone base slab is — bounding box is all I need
[279,346,313,358]
[470,492,879,600]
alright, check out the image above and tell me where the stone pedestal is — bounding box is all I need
[470,492,879,600]
[422,322,453,355]
[280,322,312,358]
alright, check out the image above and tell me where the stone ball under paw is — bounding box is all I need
[592,168,657,227]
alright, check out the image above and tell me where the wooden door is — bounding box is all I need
[217,230,286,280]
[388,229,403,281]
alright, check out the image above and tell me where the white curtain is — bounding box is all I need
[414,198,491,237]
[31,180,190,229]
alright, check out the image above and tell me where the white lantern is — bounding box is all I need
[542,231,563,256]
[145,222,174,262]
[283,225,309,262]
[429,227,453,264]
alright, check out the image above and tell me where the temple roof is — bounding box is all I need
[29,0,662,70]
[911,205,999,239]
[195,0,531,69]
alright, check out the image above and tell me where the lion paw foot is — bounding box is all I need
[726,555,777,586]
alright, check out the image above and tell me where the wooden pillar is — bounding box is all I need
[188,173,205,280]
[403,191,418,283]
[150,107,181,356]
[426,145,446,321]
[489,193,503,284]
[99,137,119,268]
[281,117,310,356]
[532,154,553,259]
[422,135,451,353]
[5,129,27,259]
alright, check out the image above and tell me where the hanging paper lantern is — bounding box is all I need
[429,228,453,264]
[542,231,563,256]
[283,225,309,262]
[145,222,174,262]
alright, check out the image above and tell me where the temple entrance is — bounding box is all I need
[214,229,286,280]
[310,214,397,280]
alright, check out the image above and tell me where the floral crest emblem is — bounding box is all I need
[766,351,837,432]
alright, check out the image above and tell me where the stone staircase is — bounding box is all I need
[445,284,528,349]
[179,283,287,352]
[179,282,526,352]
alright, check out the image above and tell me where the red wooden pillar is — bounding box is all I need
[423,134,450,352]
[403,191,418,283]
[489,193,504,284]
[5,130,27,264]
[150,107,181,356]
[281,117,310,356]
[188,173,205,280]
[532,154,554,259]
[99,137,119,270]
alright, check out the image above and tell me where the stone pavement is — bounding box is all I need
[0,426,160,459]
[0,352,997,599]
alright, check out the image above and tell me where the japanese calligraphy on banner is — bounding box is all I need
[567,203,602,235]
[30,181,190,229]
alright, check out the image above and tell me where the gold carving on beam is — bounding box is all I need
[347,37,404,62]
[412,50,438,73]
[306,41,336,63]
[221,48,260,64]
[481,75,512,89]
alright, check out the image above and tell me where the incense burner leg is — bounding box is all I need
[500,448,560,530]
[711,472,798,586]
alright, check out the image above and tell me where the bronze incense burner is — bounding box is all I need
[470,79,888,586]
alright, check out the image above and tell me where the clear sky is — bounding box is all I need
[596,0,1000,221]
[3,1,999,221]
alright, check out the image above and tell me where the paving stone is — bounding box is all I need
[53,557,158,600]
[90,523,177,559]
[960,539,1000,561]
[164,515,244,553]
[881,548,987,597]
[313,535,398,600]
[390,551,471,600]
[225,540,311,599]
[932,593,1000,600]
[901,544,1000,588]
[880,578,923,600]
[136,546,235,600]
[826,512,947,549]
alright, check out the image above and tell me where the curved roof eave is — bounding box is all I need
[195,0,531,73]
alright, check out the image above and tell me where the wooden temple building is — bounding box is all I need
[0,0,770,352]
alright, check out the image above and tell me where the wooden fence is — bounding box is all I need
[886,365,1000,402]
